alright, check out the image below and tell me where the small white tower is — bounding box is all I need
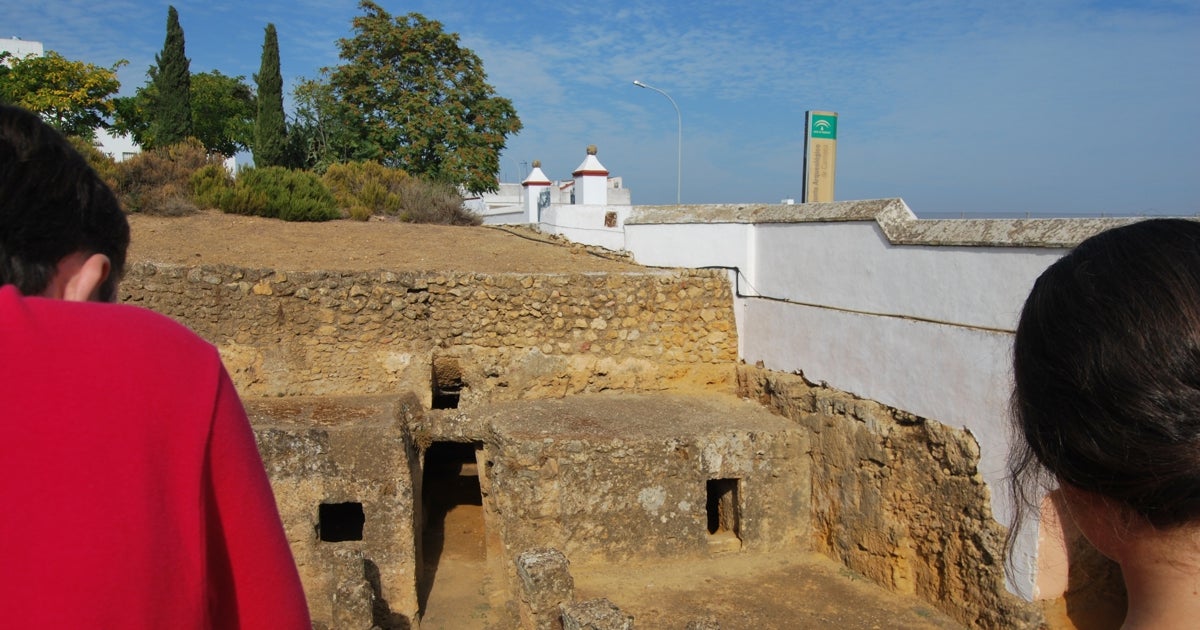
[521,160,552,223]
[572,145,609,206]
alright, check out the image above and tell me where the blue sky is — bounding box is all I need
[6,0,1198,215]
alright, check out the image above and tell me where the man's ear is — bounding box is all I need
[60,253,112,302]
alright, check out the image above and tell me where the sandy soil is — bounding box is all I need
[126,211,644,273]
[412,453,965,630]
[418,475,966,630]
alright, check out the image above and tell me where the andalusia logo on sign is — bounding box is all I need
[810,114,837,140]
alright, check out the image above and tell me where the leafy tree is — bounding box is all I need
[327,0,521,193]
[254,23,288,167]
[0,55,10,99]
[112,71,254,155]
[0,51,125,139]
[289,77,371,172]
[150,5,193,145]
[192,71,255,156]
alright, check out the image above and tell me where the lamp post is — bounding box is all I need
[632,80,681,205]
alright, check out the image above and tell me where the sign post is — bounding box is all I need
[802,111,838,203]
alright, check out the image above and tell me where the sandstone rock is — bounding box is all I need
[560,599,633,630]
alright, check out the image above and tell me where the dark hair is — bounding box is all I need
[1010,218,1200,534]
[0,104,129,301]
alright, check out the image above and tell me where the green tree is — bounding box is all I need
[289,77,371,171]
[150,5,193,145]
[0,51,125,138]
[327,0,521,193]
[254,23,288,167]
[0,55,9,96]
[112,71,254,155]
[192,71,255,156]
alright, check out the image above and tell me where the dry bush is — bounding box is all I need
[68,136,121,195]
[321,161,478,224]
[397,177,479,226]
[115,138,222,215]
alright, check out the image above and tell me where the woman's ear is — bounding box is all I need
[59,253,112,302]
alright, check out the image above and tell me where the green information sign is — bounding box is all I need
[810,114,837,140]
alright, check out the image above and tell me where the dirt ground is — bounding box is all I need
[126,211,645,273]
[420,482,966,630]
[130,212,969,630]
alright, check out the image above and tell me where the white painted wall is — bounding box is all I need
[751,222,1063,329]
[627,218,1062,497]
[613,201,1133,598]
[93,128,141,162]
[623,222,753,273]
[480,208,526,225]
[0,37,43,63]
[538,204,632,251]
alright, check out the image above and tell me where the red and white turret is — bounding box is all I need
[521,160,552,223]
[572,145,609,206]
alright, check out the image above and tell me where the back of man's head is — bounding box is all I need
[0,104,129,301]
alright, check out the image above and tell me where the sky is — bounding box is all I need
[5,0,1199,216]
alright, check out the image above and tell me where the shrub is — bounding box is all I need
[217,166,339,222]
[115,138,219,215]
[68,136,121,195]
[320,161,479,224]
[398,177,480,226]
[322,161,410,221]
[190,163,234,210]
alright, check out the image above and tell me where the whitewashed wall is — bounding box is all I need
[620,198,1133,597]
[537,204,632,251]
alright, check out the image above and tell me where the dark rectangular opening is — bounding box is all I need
[706,478,740,538]
[419,441,486,614]
[319,501,365,542]
[431,357,464,409]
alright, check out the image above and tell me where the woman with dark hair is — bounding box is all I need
[1011,218,1200,628]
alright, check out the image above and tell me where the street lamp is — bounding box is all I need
[632,80,681,205]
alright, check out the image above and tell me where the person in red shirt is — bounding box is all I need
[0,104,311,627]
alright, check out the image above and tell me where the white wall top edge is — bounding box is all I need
[627,198,1143,249]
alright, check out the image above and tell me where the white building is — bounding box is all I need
[92,128,141,163]
[0,36,43,63]
[471,146,632,224]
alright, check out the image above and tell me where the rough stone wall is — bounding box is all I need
[736,365,1042,629]
[246,395,421,629]
[121,262,738,400]
[471,394,810,568]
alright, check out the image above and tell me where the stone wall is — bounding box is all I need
[736,365,1042,629]
[246,395,421,629]
[120,262,739,401]
[473,394,810,566]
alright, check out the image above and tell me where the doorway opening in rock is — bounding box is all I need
[318,501,365,542]
[707,479,742,551]
[431,357,464,409]
[418,441,486,620]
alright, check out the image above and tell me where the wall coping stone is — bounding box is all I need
[627,198,1144,249]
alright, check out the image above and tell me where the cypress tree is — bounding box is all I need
[254,23,288,167]
[150,5,192,146]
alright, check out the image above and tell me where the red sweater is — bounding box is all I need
[0,285,310,628]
